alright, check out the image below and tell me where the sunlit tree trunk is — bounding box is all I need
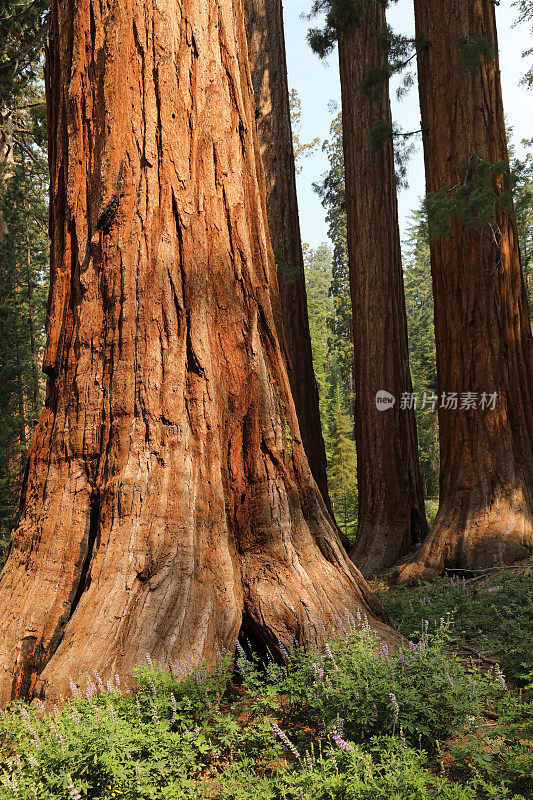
[0,0,397,705]
[338,1,428,576]
[244,0,331,511]
[395,0,533,583]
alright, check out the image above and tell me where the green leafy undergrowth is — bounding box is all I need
[0,619,519,800]
[376,566,533,684]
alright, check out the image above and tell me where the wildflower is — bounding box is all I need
[68,680,80,698]
[331,718,354,752]
[324,644,336,665]
[68,780,82,800]
[494,664,507,690]
[146,654,153,667]
[50,722,64,748]
[278,642,291,662]
[115,674,121,686]
[305,751,313,770]
[235,640,248,663]
[194,725,200,738]
[170,694,177,723]
[400,731,408,751]
[389,692,400,725]
[271,722,300,759]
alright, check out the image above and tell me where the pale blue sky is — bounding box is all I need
[283,0,532,248]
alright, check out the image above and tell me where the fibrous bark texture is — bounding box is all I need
[337,2,428,577]
[0,0,396,706]
[244,0,331,511]
[394,0,533,584]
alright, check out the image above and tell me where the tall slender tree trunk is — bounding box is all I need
[395,0,533,583]
[244,0,331,511]
[0,0,396,706]
[0,106,14,238]
[337,1,428,577]
[15,354,26,451]
[26,232,40,414]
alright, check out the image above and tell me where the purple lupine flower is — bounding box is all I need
[328,747,338,773]
[146,654,153,667]
[51,722,64,748]
[271,722,300,758]
[495,665,506,690]
[389,693,399,725]
[170,694,177,723]
[305,751,313,770]
[93,669,104,691]
[331,724,354,752]
[68,781,82,800]
[69,680,80,698]
[400,731,407,751]
[445,673,454,689]
[279,643,291,662]
[115,674,121,686]
[235,640,247,661]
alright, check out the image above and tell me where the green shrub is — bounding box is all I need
[377,568,533,683]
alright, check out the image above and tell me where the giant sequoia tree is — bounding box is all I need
[0,0,396,705]
[395,0,533,582]
[244,0,331,510]
[311,0,428,576]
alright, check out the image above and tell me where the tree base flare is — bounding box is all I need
[390,491,533,585]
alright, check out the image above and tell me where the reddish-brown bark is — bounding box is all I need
[394,0,533,583]
[244,0,331,511]
[0,0,397,705]
[337,2,428,577]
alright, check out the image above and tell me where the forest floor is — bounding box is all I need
[0,564,532,799]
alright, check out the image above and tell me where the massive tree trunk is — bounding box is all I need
[337,1,428,577]
[0,0,396,706]
[394,0,533,583]
[244,0,331,512]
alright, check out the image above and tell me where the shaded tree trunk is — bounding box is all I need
[0,0,397,705]
[337,1,428,576]
[244,0,331,512]
[394,0,533,583]
[0,106,14,238]
[26,232,40,414]
[15,354,26,451]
